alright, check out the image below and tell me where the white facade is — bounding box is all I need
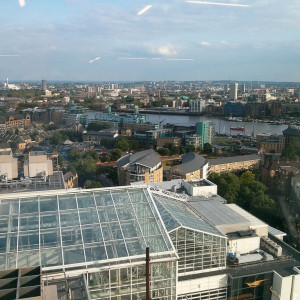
[230,83,238,100]
[182,179,217,196]
[228,235,260,255]
[0,152,18,180]
[189,99,205,113]
[24,152,53,177]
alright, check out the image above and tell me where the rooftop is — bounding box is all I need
[208,154,261,166]
[173,152,207,174]
[118,149,161,169]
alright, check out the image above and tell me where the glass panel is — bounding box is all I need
[77,194,95,208]
[82,225,103,243]
[126,238,145,256]
[128,189,149,203]
[115,241,128,257]
[39,197,58,212]
[8,234,17,252]
[116,206,135,220]
[61,227,82,246]
[41,247,63,267]
[104,206,118,222]
[40,213,59,229]
[0,201,10,216]
[79,209,98,225]
[17,250,40,268]
[94,192,112,207]
[18,232,39,250]
[111,192,129,205]
[63,246,85,264]
[19,215,39,231]
[121,220,142,238]
[60,211,80,227]
[20,198,38,214]
[58,194,77,210]
[0,217,9,233]
[0,236,7,253]
[85,243,107,261]
[40,229,60,248]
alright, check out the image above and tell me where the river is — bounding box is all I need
[88,112,288,136]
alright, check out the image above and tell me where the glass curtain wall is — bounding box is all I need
[87,261,177,300]
[170,228,226,274]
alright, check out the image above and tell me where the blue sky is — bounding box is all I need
[0,0,299,81]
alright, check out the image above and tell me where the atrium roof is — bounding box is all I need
[152,193,224,238]
[0,187,176,272]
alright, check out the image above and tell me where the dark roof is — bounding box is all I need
[174,152,207,174]
[64,171,75,181]
[283,126,300,137]
[118,149,161,169]
[208,154,261,166]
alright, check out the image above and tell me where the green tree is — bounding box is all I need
[185,145,196,153]
[84,180,102,189]
[158,147,170,156]
[86,122,112,131]
[203,143,212,154]
[68,149,82,161]
[51,132,65,145]
[58,155,66,168]
[115,137,130,152]
[111,148,122,161]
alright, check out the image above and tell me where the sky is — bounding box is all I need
[0,0,299,82]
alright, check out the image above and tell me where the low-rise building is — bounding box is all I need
[83,129,118,144]
[157,136,181,149]
[4,113,31,129]
[209,154,262,174]
[169,152,208,180]
[117,149,163,185]
[257,134,285,153]
[0,151,18,180]
[185,134,202,148]
[24,151,54,177]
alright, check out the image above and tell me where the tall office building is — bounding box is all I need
[242,83,246,93]
[196,121,214,147]
[42,79,47,91]
[224,83,229,93]
[229,82,238,100]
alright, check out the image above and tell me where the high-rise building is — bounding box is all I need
[229,82,238,100]
[42,79,47,91]
[224,83,229,93]
[196,121,214,147]
[242,83,246,93]
[189,99,205,113]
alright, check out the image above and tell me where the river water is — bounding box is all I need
[145,114,288,136]
[88,112,288,136]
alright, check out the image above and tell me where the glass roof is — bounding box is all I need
[152,193,225,237]
[0,188,175,271]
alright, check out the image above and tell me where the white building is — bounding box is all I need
[230,82,238,100]
[24,151,53,177]
[189,99,205,113]
[0,151,18,180]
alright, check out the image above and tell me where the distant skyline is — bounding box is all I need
[0,0,300,82]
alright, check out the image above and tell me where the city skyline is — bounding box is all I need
[0,0,299,81]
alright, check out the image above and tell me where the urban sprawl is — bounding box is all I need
[0,79,300,299]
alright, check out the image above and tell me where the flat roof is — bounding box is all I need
[188,200,249,226]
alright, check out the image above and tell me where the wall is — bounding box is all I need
[271,272,292,300]
[182,179,217,196]
[228,235,260,255]
[177,274,227,296]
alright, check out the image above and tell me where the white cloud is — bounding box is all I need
[18,0,26,8]
[149,43,178,56]
[200,41,211,46]
[137,5,153,16]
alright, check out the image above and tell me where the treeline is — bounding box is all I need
[209,171,280,226]
[50,130,83,145]
[157,142,212,156]
[0,89,43,98]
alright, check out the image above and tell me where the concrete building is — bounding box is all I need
[42,79,47,91]
[230,82,238,100]
[169,152,208,180]
[189,99,205,113]
[257,134,286,153]
[0,151,18,180]
[83,130,118,144]
[4,113,31,129]
[283,126,300,146]
[24,151,54,178]
[223,101,246,116]
[208,154,262,174]
[185,134,202,148]
[157,136,181,149]
[118,149,163,185]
